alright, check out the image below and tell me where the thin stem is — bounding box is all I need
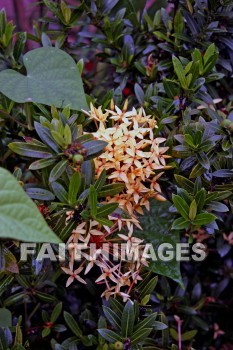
[0,109,28,128]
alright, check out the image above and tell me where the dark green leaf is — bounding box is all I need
[98,183,125,197]
[29,158,57,170]
[94,169,106,192]
[83,140,108,159]
[102,306,121,331]
[172,194,189,219]
[34,122,59,153]
[121,300,135,338]
[49,159,69,182]
[25,187,55,201]
[64,312,82,338]
[68,172,81,204]
[131,328,153,345]
[174,175,194,193]
[9,142,52,159]
[134,313,157,333]
[51,182,68,203]
[51,302,63,323]
[97,329,122,343]
[89,185,98,217]
[195,188,206,212]
[96,203,118,217]
[192,213,216,226]
[171,217,190,230]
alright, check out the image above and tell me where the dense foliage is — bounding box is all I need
[0,1,232,349]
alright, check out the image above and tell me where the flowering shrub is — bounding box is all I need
[0,1,232,350]
[90,101,171,214]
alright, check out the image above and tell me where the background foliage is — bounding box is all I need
[0,0,232,349]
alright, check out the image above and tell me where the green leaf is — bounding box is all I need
[163,79,180,99]
[135,201,183,285]
[4,292,25,307]
[207,201,228,212]
[133,313,157,333]
[139,276,158,300]
[102,306,121,331]
[83,140,108,159]
[29,158,57,170]
[212,169,233,178]
[0,328,8,350]
[153,31,173,44]
[96,203,118,217]
[204,43,216,66]
[14,32,26,61]
[0,308,12,327]
[184,134,195,147]
[0,168,60,243]
[94,169,106,191]
[192,213,216,226]
[195,189,206,212]
[49,159,69,182]
[189,163,205,179]
[189,199,197,220]
[171,217,190,230]
[81,160,95,186]
[34,122,60,153]
[172,194,189,219]
[0,47,88,110]
[64,311,83,338]
[9,142,53,159]
[64,124,72,145]
[121,300,135,338]
[97,329,122,343]
[181,330,197,341]
[42,328,51,338]
[25,187,55,201]
[51,302,62,323]
[36,291,57,302]
[172,56,188,89]
[174,9,184,35]
[131,328,153,345]
[153,321,168,330]
[51,181,68,203]
[95,216,113,227]
[196,152,210,170]
[109,298,124,316]
[68,172,81,204]
[51,130,66,148]
[0,275,14,295]
[174,175,194,193]
[98,183,125,197]
[89,185,98,217]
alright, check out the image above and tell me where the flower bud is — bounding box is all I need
[72,154,84,164]
[114,341,124,349]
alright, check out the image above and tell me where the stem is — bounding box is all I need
[0,109,28,128]
[25,103,34,130]
[174,315,182,350]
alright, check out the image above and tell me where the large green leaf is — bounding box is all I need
[0,308,12,327]
[0,167,61,243]
[0,47,88,111]
[135,200,183,286]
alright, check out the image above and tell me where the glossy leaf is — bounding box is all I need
[49,159,69,182]
[121,300,135,338]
